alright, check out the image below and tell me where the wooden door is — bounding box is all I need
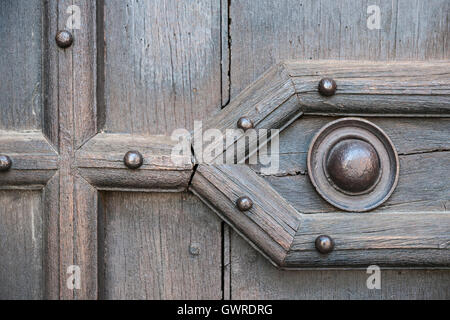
[0,0,448,300]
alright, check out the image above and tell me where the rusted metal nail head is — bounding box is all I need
[55,30,73,48]
[0,155,12,171]
[237,117,254,131]
[318,78,337,96]
[189,243,201,256]
[124,151,144,169]
[315,235,335,254]
[236,196,253,211]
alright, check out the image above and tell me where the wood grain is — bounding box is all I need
[0,132,58,186]
[197,64,301,163]
[190,164,300,265]
[95,0,225,299]
[0,0,42,131]
[231,233,450,299]
[43,172,60,299]
[76,133,193,191]
[102,0,222,134]
[229,0,449,98]
[98,192,222,299]
[254,117,450,213]
[227,0,450,298]
[0,190,43,299]
[285,60,450,115]
[45,0,99,300]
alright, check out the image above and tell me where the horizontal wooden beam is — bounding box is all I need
[284,60,450,116]
[0,131,58,187]
[75,133,193,191]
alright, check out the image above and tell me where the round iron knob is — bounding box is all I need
[0,155,12,171]
[318,78,337,97]
[124,151,143,169]
[236,196,253,211]
[315,235,334,254]
[237,117,254,131]
[55,30,73,48]
[326,139,380,194]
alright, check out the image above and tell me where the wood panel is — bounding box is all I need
[0,190,43,299]
[229,0,449,97]
[98,192,222,299]
[96,0,225,299]
[231,233,450,300]
[102,0,222,134]
[286,60,450,115]
[76,133,193,191]
[191,164,300,265]
[228,0,450,298]
[45,0,99,299]
[0,0,42,131]
[253,117,450,213]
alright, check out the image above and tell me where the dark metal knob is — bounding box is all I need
[124,151,143,169]
[55,30,73,48]
[236,196,253,211]
[315,235,334,254]
[318,78,337,97]
[0,155,12,171]
[307,118,399,212]
[189,243,201,256]
[237,117,254,131]
[326,139,380,194]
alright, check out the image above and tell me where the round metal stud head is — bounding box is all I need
[236,196,253,211]
[124,151,144,169]
[237,117,254,131]
[326,139,380,194]
[315,235,335,254]
[55,30,73,48]
[0,155,12,172]
[189,243,201,256]
[318,78,337,97]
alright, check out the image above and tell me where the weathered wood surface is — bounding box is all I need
[42,172,60,299]
[1,0,449,300]
[191,164,300,265]
[231,233,450,299]
[45,0,99,299]
[0,0,42,131]
[286,60,450,115]
[229,0,449,98]
[76,133,192,191]
[0,132,58,186]
[94,0,225,299]
[253,117,450,213]
[198,60,449,165]
[227,0,450,298]
[102,0,222,135]
[98,192,222,299]
[0,190,43,299]
[287,212,449,267]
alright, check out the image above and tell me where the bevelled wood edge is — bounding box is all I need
[197,60,450,166]
[75,133,193,191]
[284,60,450,116]
[0,131,58,186]
[190,164,301,266]
[283,211,450,268]
[196,62,301,163]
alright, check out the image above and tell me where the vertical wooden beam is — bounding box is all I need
[47,0,98,299]
[43,172,60,299]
